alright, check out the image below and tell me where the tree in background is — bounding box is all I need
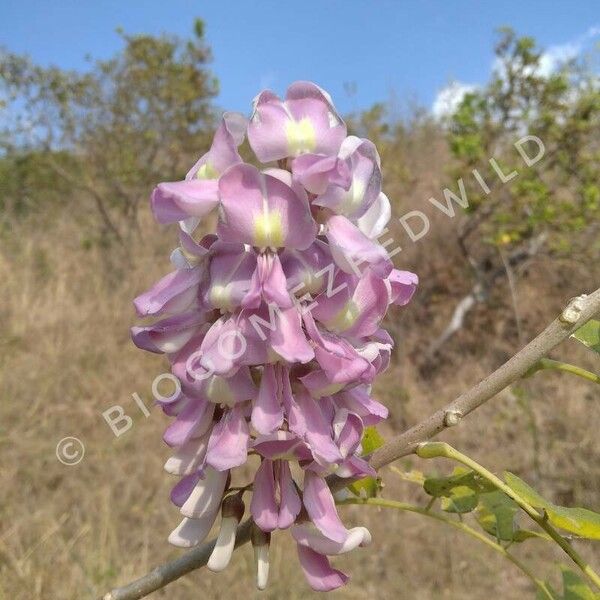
[0,19,217,242]
[428,28,600,356]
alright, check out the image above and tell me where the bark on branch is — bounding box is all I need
[101,286,600,600]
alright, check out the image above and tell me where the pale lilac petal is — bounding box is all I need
[334,386,388,426]
[163,398,214,447]
[357,192,391,239]
[314,137,381,219]
[242,253,292,309]
[186,112,246,179]
[269,306,314,364]
[291,153,351,195]
[170,472,201,507]
[218,164,317,249]
[247,90,292,162]
[295,390,341,466]
[296,545,349,591]
[326,215,393,277]
[248,82,346,162]
[151,180,219,224]
[252,364,284,434]
[134,268,202,317]
[164,435,209,476]
[200,244,256,311]
[335,454,376,478]
[280,239,331,297]
[205,405,250,471]
[277,460,301,529]
[333,410,363,458]
[250,459,279,532]
[303,471,349,543]
[389,269,419,306]
[180,466,228,519]
[251,431,312,461]
[131,312,206,354]
[292,523,371,555]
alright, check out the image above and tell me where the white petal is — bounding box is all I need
[168,517,213,548]
[254,544,270,590]
[207,516,238,572]
[170,248,192,270]
[164,436,208,476]
[181,467,228,518]
[357,192,391,239]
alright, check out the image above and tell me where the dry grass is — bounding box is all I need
[1,175,599,600]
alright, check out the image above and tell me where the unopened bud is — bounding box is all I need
[251,523,270,590]
[222,492,245,522]
[207,494,245,573]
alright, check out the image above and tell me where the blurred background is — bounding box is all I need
[1,2,599,599]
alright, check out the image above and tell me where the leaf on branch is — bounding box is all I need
[424,467,496,499]
[505,473,600,540]
[476,491,519,541]
[571,319,600,355]
[440,485,479,514]
[346,426,385,499]
[538,567,598,600]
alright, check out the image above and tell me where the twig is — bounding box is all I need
[339,497,555,600]
[100,287,600,600]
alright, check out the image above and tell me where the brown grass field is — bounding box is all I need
[1,139,599,600]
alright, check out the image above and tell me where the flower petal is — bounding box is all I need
[250,459,279,532]
[277,460,301,529]
[205,405,250,471]
[302,471,349,543]
[296,545,349,591]
[151,179,219,224]
[218,164,317,250]
[326,215,393,277]
[252,364,284,435]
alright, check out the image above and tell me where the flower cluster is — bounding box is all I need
[132,81,417,591]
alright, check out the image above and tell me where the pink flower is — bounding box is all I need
[133,81,417,592]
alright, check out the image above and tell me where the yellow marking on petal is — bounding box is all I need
[196,162,219,180]
[340,177,366,215]
[206,376,235,406]
[285,118,316,155]
[209,284,233,311]
[325,300,360,333]
[254,211,284,248]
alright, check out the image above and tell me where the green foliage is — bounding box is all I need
[447,27,600,260]
[571,320,600,355]
[505,473,600,540]
[0,20,218,239]
[346,426,384,499]
[476,490,519,540]
[539,568,599,600]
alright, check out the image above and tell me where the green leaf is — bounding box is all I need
[512,529,551,543]
[505,473,600,540]
[440,485,479,514]
[345,426,385,499]
[571,319,600,355]
[424,467,496,498]
[538,567,598,600]
[504,472,551,508]
[476,491,519,541]
[347,476,382,499]
[361,426,385,455]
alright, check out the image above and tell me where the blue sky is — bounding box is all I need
[1,1,599,116]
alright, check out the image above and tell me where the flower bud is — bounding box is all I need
[207,493,245,572]
[251,522,271,590]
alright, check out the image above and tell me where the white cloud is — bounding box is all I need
[431,26,600,117]
[431,81,478,119]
